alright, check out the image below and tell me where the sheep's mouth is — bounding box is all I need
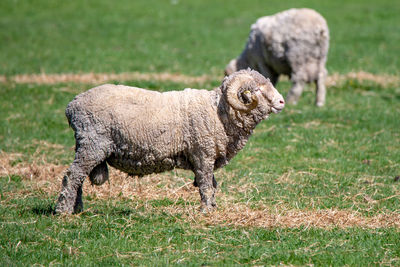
[271,107,283,114]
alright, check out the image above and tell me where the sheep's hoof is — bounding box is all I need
[54,203,83,215]
[73,203,83,214]
[200,203,217,213]
[54,204,74,215]
[54,194,75,215]
[316,101,325,107]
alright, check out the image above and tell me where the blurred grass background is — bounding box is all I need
[1,0,399,75]
[1,0,400,265]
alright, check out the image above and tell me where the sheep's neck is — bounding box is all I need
[219,108,257,163]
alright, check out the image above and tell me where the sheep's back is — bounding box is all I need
[66,84,217,163]
[251,8,329,79]
[254,8,328,41]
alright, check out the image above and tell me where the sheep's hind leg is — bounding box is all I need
[55,147,107,214]
[55,162,91,214]
[315,68,327,107]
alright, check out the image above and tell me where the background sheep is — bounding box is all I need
[225,8,329,106]
[55,69,285,214]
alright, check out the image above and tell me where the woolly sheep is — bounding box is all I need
[225,8,329,106]
[55,69,285,214]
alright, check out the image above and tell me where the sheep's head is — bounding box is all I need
[222,69,285,119]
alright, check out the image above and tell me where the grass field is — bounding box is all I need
[1,0,400,266]
[1,0,400,76]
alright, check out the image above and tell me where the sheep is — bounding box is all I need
[225,8,329,106]
[55,69,285,214]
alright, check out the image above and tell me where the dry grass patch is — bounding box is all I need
[1,71,398,87]
[326,71,400,87]
[0,151,65,185]
[0,151,197,202]
[162,203,400,230]
[1,72,212,85]
[1,152,399,229]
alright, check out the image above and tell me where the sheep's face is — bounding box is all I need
[223,69,284,120]
[254,80,285,118]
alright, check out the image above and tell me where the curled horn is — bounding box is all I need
[226,75,259,112]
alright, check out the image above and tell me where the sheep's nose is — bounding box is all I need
[272,94,285,113]
[268,87,285,113]
[275,95,285,107]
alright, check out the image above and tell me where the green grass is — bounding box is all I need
[1,184,399,266]
[1,78,399,265]
[224,80,400,214]
[1,0,400,265]
[1,0,399,75]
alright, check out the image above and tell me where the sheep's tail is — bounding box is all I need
[65,98,79,128]
[64,96,92,131]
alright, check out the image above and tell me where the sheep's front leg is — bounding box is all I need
[194,167,217,213]
[193,174,217,189]
[256,60,279,85]
[286,81,305,105]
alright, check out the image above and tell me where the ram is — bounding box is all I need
[225,8,329,106]
[55,69,285,214]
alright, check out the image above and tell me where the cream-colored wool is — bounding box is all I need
[225,8,329,106]
[55,69,285,214]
